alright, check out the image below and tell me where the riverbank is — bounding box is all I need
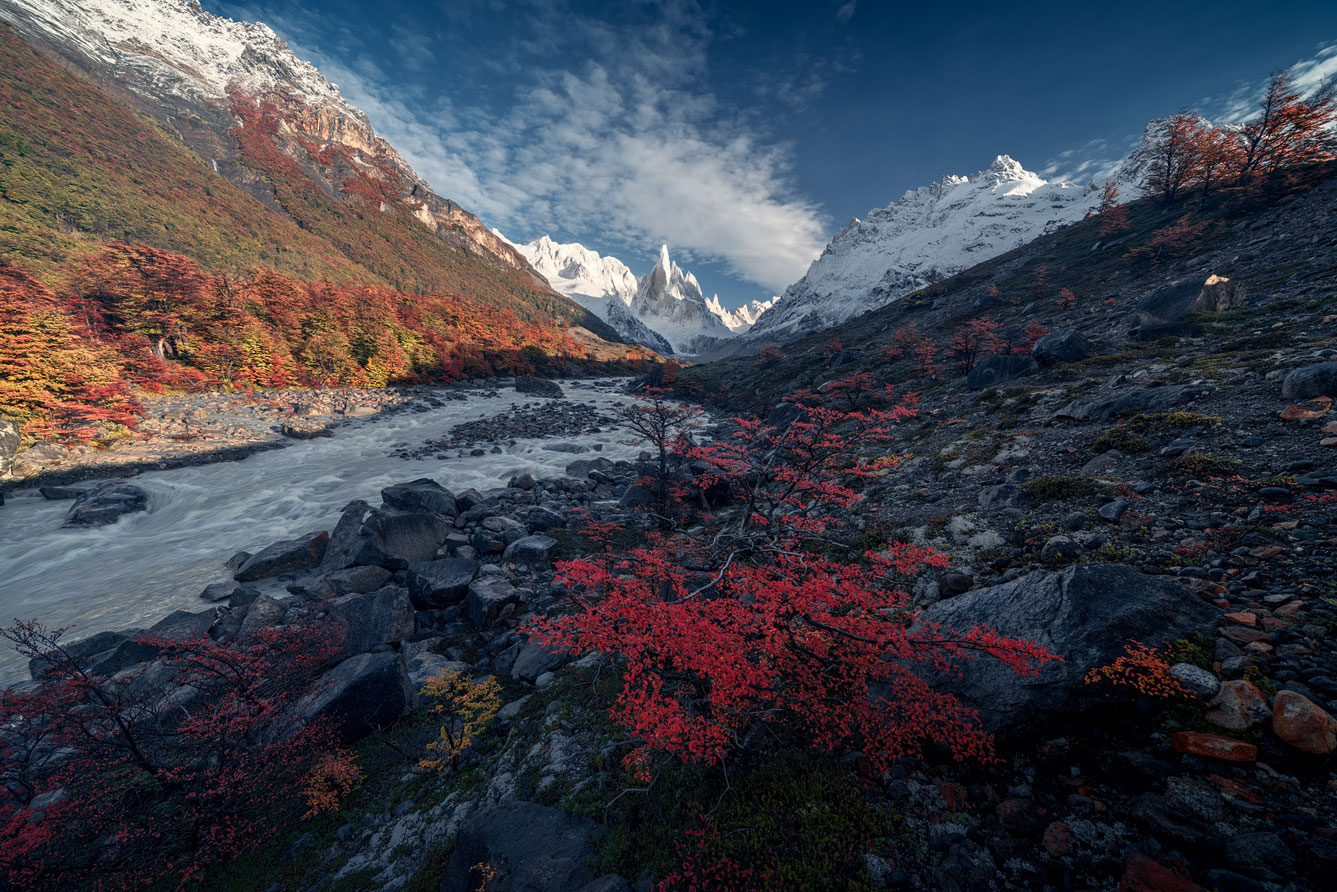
[1,386,423,492]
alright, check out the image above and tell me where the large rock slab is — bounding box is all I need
[503,534,558,568]
[381,478,458,517]
[234,531,329,581]
[1137,278,1204,321]
[913,564,1217,736]
[466,576,520,630]
[0,418,18,477]
[1281,362,1337,401]
[967,354,1036,390]
[405,558,479,609]
[514,375,564,398]
[327,586,415,657]
[62,482,149,527]
[440,801,606,892]
[321,500,452,570]
[1031,328,1090,366]
[1055,385,1212,422]
[28,630,156,680]
[290,652,413,744]
[1192,274,1245,312]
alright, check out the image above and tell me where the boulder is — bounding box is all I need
[309,566,394,598]
[289,652,413,744]
[1169,663,1220,699]
[1031,328,1090,366]
[1281,362,1337,400]
[321,501,452,570]
[280,422,332,439]
[503,534,558,568]
[233,531,329,581]
[978,483,1031,511]
[40,484,89,500]
[1055,385,1212,422]
[327,587,415,656]
[1272,690,1337,755]
[466,576,520,630]
[405,558,480,609]
[1192,274,1245,313]
[1171,731,1257,762]
[1040,535,1082,564]
[406,652,470,695]
[1137,278,1205,320]
[28,630,156,680]
[238,594,285,640]
[514,376,565,398]
[440,801,603,892]
[62,483,149,528]
[381,478,458,517]
[912,564,1217,735]
[511,639,568,683]
[1134,322,1205,341]
[1204,680,1271,731]
[0,418,18,477]
[148,609,213,642]
[966,354,1037,390]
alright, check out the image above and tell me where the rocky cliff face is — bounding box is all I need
[629,245,735,354]
[0,0,528,272]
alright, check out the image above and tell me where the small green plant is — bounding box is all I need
[1126,411,1222,431]
[1169,454,1241,477]
[1022,475,1106,502]
[1092,427,1150,455]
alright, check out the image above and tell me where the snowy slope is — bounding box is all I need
[516,237,672,354]
[749,155,1101,340]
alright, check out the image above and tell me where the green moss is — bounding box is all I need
[1168,454,1242,477]
[1126,411,1222,431]
[1022,475,1106,502]
[1169,633,1214,671]
[599,751,887,891]
[1092,427,1150,455]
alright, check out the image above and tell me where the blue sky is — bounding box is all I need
[211,1,1337,306]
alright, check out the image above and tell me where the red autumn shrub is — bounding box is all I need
[528,376,1056,773]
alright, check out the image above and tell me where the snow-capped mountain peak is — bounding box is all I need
[748,155,1100,341]
[630,245,734,353]
[706,294,780,333]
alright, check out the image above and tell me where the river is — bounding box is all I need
[0,379,646,682]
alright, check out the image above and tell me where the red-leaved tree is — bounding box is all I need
[527,377,1057,774]
[0,621,340,891]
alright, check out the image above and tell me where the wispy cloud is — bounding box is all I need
[836,2,857,24]
[225,0,828,292]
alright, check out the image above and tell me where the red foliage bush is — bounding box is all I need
[527,377,1056,773]
[0,620,341,891]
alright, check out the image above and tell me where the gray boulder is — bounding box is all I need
[912,564,1217,735]
[1055,385,1212,422]
[514,375,565,398]
[382,478,458,517]
[511,639,568,683]
[289,652,413,744]
[440,801,604,892]
[1137,278,1203,320]
[966,354,1036,390]
[466,576,521,630]
[321,501,452,570]
[1031,329,1090,366]
[979,483,1031,511]
[28,630,156,680]
[503,534,558,568]
[63,483,149,528]
[406,652,470,695]
[238,594,285,640]
[0,418,17,478]
[148,609,213,642]
[296,565,394,598]
[1281,362,1337,400]
[405,558,480,609]
[234,531,329,581]
[327,587,415,656]
[1192,274,1245,313]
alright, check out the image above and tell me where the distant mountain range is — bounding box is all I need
[515,237,778,355]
